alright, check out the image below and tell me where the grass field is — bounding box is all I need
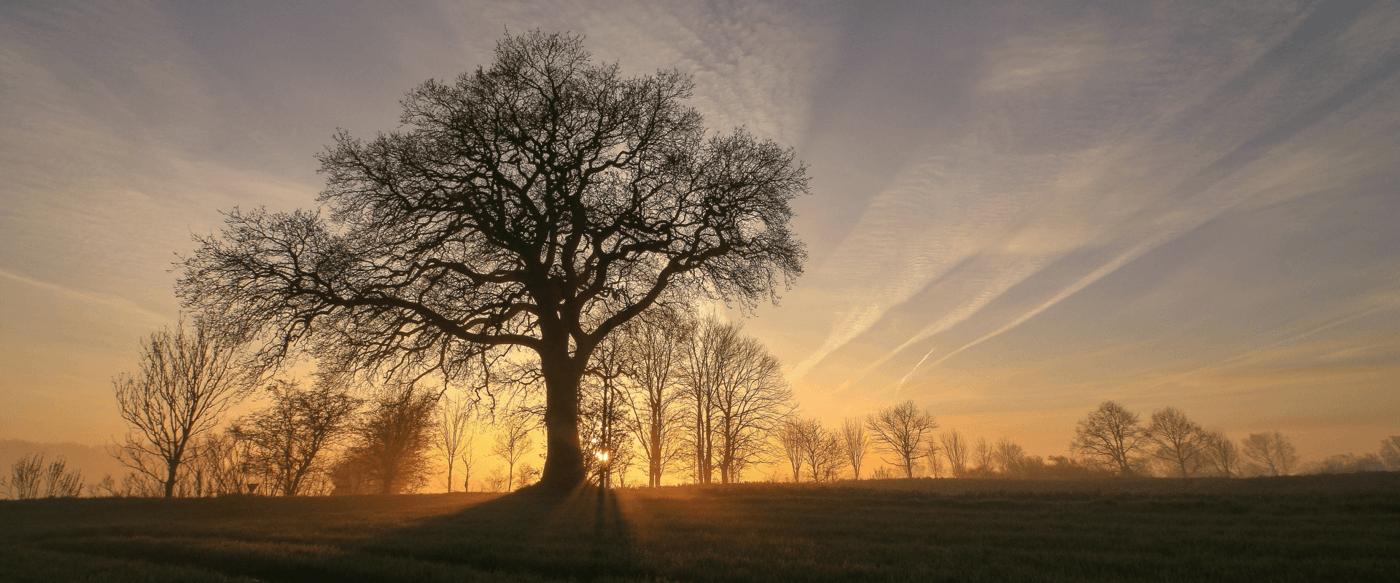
[2,473,1398,582]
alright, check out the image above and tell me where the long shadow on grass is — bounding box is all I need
[358,484,648,581]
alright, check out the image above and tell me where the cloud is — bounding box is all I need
[0,268,167,324]
[790,1,1400,398]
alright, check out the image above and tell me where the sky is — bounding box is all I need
[2,0,1398,468]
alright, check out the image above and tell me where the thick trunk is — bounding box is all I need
[538,347,585,490]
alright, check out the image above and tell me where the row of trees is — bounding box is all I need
[1071,401,1304,477]
[98,306,800,497]
[92,312,1399,497]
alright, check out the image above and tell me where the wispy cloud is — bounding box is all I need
[791,1,1400,400]
[0,268,167,324]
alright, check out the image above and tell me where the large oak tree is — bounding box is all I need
[177,31,807,489]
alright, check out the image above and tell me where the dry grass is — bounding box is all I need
[2,473,1397,582]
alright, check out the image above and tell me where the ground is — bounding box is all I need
[2,474,1398,582]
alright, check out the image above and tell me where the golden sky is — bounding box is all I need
[2,0,1397,464]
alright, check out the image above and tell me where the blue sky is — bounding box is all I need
[2,0,1397,462]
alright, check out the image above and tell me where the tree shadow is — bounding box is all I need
[356,485,645,581]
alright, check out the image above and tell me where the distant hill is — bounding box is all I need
[1,439,129,488]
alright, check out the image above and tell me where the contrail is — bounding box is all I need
[895,237,1160,392]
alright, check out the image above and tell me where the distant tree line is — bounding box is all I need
[20,313,1390,499]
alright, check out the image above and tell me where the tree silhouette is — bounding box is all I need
[1242,431,1299,476]
[940,430,969,477]
[866,401,937,479]
[332,386,436,495]
[111,318,257,498]
[681,319,790,484]
[492,412,535,492]
[622,309,691,487]
[234,377,360,496]
[841,417,870,480]
[436,393,475,493]
[1144,407,1206,477]
[1200,429,1240,477]
[1071,401,1146,475]
[177,30,807,490]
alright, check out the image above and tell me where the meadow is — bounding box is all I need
[2,473,1398,582]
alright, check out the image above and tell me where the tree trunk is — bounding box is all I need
[538,347,586,491]
[164,461,178,498]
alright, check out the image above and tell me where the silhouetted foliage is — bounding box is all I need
[110,317,257,498]
[1071,401,1147,475]
[176,30,808,490]
[331,386,436,495]
[866,401,937,479]
[184,431,254,496]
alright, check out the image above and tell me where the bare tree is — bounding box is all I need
[332,386,437,495]
[811,432,847,483]
[458,430,478,492]
[6,454,83,499]
[188,431,254,495]
[1145,407,1206,477]
[992,438,1027,477]
[437,393,475,493]
[1242,431,1299,477]
[234,377,361,496]
[515,462,541,489]
[679,320,720,484]
[1380,436,1400,471]
[623,310,691,487]
[8,454,43,500]
[680,319,791,484]
[710,324,790,484]
[484,469,509,492]
[972,438,995,475]
[866,401,938,479]
[111,318,257,498]
[177,30,808,491]
[580,331,633,489]
[1071,401,1147,475]
[841,417,870,480]
[1200,430,1240,477]
[925,441,945,478]
[776,417,805,483]
[41,456,85,498]
[791,417,844,483]
[492,412,535,491]
[940,430,969,477]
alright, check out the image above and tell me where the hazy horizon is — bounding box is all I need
[3,0,1398,470]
